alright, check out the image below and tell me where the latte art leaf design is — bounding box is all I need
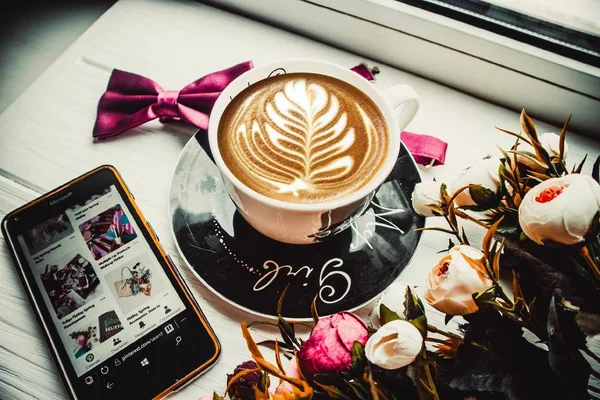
[220,73,388,203]
[236,80,363,196]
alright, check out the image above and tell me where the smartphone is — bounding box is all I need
[1,165,220,399]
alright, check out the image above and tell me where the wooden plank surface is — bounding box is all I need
[0,0,598,398]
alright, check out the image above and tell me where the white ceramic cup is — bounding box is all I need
[208,59,420,244]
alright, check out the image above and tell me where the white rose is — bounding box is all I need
[425,245,493,316]
[519,174,600,245]
[411,181,443,217]
[516,132,569,171]
[364,320,423,370]
[451,157,501,207]
[539,132,568,159]
[370,282,413,328]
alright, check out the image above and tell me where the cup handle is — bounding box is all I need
[383,84,420,131]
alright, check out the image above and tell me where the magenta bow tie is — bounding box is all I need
[93,61,447,166]
[93,61,254,140]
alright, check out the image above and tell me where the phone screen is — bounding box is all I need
[5,169,218,399]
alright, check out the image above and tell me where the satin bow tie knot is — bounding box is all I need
[93,61,254,140]
[155,90,181,121]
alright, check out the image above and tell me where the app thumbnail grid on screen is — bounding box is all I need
[107,253,166,315]
[23,213,74,255]
[69,310,124,359]
[79,205,137,260]
[40,254,102,319]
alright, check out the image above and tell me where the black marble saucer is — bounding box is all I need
[168,130,424,320]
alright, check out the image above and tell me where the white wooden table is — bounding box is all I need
[1,0,599,399]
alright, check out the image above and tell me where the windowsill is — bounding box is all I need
[0,0,599,398]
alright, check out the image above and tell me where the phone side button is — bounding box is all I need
[147,221,160,241]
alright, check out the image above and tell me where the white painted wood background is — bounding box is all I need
[0,0,598,399]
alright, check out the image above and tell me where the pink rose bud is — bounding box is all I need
[426,245,492,316]
[275,356,302,395]
[297,311,369,377]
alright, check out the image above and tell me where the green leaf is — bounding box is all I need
[469,184,499,209]
[407,361,439,400]
[278,317,299,348]
[256,339,295,353]
[592,155,600,183]
[404,286,427,338]
[519,231,528,241]
[520,109,539,143]
[558,114,570,162]
[547,296,591,398]
[313,380,353,400]
[460,227,470,246]
[275,285,300,348]
[246,321,280,328]
[212,391,225,400]
[473,285,498,304]
[440,183,450,203]
[497,208,519,234]
[276,285,290,316]
[349,341,367,376]
[258,372,270,393]
[311,295,320,324]
[437,238,456,254]
[572,154,587,173]
[348,381,370,400]
[380,304,401,325]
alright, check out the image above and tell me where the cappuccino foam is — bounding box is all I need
[218,73,389,203]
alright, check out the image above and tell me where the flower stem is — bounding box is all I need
[442,215,463,243]
[454,209,490,229]
[470,341,488,351]
[426,337,487,351]
[427,324,462,340]
[421,363,440,400]
[580,246,600,282]
[425,337,448,345]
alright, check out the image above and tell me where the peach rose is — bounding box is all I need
[426,245,492,315]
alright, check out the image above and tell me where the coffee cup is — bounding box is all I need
[208,59,419,244]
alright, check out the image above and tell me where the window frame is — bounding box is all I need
[202,0,600,136]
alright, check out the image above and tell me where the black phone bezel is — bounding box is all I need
[1,165,220,399]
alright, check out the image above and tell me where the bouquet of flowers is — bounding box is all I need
[201,110,600,400]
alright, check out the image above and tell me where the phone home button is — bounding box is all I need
[100,366,109,375]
